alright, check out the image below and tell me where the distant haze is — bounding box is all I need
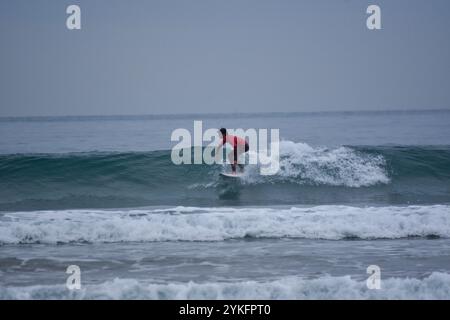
[1,0,450,117]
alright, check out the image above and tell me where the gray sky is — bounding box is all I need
[1,0,450,117]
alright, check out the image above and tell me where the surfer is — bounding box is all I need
[216,128,249,174]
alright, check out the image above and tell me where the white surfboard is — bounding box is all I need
[220,172,244,178]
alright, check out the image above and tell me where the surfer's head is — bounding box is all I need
[219,128,227,137]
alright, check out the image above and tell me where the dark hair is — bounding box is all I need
[219,128,227,136]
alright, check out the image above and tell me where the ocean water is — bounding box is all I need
[1,110,450,299]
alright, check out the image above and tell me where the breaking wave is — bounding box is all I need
[1,205,449,244]
[2,273,450,300]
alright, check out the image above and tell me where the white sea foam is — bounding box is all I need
[275,141,389,187]
[1,205,449,244]
[1,273,450,300]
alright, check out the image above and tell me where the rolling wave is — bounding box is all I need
[1,142,450,210]
[1,205,449,244]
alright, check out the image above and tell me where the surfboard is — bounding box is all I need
[220,172,244,178]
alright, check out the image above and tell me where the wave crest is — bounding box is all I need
[275,141,389,187]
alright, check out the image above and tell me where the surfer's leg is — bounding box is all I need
[237,144,246,172]
[228,151,237,173]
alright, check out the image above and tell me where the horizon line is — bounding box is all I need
[1,108,449,121]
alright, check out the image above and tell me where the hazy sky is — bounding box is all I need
[1,0,450,116]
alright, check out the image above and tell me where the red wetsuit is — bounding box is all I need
[221,135,247,148]
[219,135,249,166]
